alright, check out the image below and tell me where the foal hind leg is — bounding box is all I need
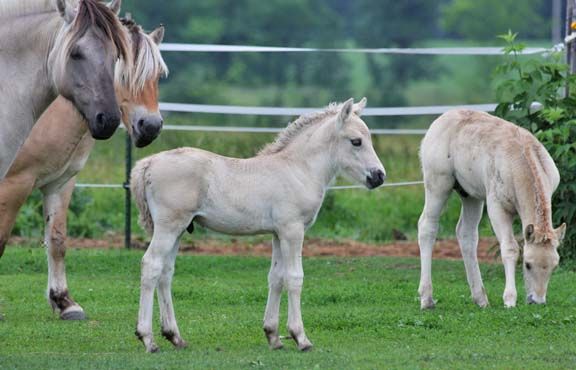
[42,179,85,320]
[263,235,284,349]
[418,176,453,309]
[0,174,35,258]
[157,239,187,349]
[456,197,488,307]
[137,224,182,352]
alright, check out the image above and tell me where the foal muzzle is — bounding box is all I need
[366,169,386,189]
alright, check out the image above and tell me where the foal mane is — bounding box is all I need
[115,18,168,95]
[258,102,342,156]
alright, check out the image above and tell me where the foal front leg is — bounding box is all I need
[278,224,312,351]
[487,199,519,308]
[157,242,187,349]
[263,235,284,349]
[42,179,85,320]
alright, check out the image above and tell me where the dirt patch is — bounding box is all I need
[9,236,500,263]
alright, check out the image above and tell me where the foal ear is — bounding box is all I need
[555,223,567,242]
[56,0,77,24]
[149,26,165,45]
[107,0,122,15]
[353,97,367,116]
[524,224,535,244]
[338,98,354,127]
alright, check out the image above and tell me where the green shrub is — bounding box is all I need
[493,31,576,261]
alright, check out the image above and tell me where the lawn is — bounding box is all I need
[1,245,576,369]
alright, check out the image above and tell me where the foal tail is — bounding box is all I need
[130,158,154,235]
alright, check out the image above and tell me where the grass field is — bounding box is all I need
[1,245,576,369]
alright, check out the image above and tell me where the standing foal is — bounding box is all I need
[418,109,566,309]
[131,98,386,352]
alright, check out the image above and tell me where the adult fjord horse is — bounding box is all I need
[418,110,566,309]
[0,18,167,320]
[131,98,386,352]
[0,0,129,180]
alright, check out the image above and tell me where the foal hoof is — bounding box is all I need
[420,297,436,310]
[147,344,159,353]
[60,309,86,321]
[297,339,313,352]
[173,338,188,350]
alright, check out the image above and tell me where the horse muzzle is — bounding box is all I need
[133,115,163,148]
[89,111,121,140]
[366,169,386,189]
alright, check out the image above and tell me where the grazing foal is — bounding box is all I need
[0,19,167,320]
[131,98,386,352]
[418,110,566,309]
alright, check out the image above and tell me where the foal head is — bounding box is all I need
[115,19,167,147]
[523,223,566,304]
[332,98,386,189]
[50,0,129,140]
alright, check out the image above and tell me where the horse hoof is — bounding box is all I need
[269,340,284,350]
[420,298,436,310]
[60,309,86,321]
[174,339,188,350]
[297,340,313,352]
[147,344,159,353]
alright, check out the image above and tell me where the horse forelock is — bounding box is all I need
[53,0,130,81]
[258,102,343,156]
[115,18,168,96]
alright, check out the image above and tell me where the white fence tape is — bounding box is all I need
[160,102,497,116]
[75,181,424,191]
[160,125,428,135]
[160,43,549,56]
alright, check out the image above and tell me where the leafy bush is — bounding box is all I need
[493,31,576,261]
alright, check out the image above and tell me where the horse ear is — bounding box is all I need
[149,26,165,45]
[338,98,354,127]
[353,97,367,116]
[555,223,567,243]
[524,224,535,244]
[107,0,122,15]
[56,0,76,24]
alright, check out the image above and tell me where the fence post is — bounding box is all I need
[124,132,133,249]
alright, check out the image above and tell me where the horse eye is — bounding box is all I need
[350,138,362,147]
[70,49,84,60]
[525,263,532,271]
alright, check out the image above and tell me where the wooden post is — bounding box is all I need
[566,0,576,97]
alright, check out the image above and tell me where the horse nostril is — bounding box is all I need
[96,113,105,125]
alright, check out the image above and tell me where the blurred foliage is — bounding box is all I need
[494,31,576,261]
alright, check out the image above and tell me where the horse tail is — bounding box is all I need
[130,158,154,235]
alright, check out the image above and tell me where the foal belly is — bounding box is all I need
[194,213,272,236]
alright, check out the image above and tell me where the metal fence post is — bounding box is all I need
[124,132,132,249]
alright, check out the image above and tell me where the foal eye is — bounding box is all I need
[525,263,532,271]
[350,138,362,147]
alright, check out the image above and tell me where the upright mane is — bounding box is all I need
[517,129,554,236]
[0,0,55,18]
[258,102,342,156]
[116,18,168,95]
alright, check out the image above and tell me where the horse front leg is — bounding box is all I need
[263,235,284,349]
[42,178,85,320]
[137,226,180,353]
[486,199,519,308]
[157,241,187,349]
[278,224,312,351]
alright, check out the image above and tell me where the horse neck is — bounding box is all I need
[0,12,62,117]
[514,146,554,234]
[278,123,339,189]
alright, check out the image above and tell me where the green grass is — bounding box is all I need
[1,246,576,369]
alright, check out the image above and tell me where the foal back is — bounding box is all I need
[420,109,559,202]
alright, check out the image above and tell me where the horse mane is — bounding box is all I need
[516,128,554,237]
[115,18,168,95]
[258,102,342,156]
[0,0,55,18]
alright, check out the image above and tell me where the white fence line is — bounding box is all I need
[160,43,551,55]
[159,102,497,116]
[160,125,428,135]
[75,181,424,191]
